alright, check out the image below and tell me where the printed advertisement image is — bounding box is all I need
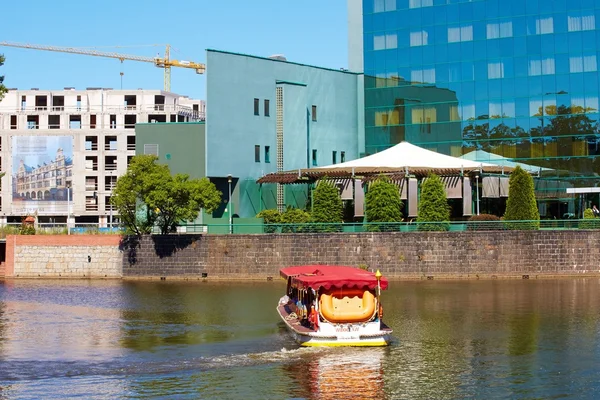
[12,136,73,215]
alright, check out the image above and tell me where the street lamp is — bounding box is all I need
[227,174,233,234]
[475,174,480,215]
[66,182,71,235]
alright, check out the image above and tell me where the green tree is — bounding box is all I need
[416,173,450,231]
[0,54,7,102]
[112,155,221,235]
[365,175,403,231]
[503,165,540,230]
[312,179,343,226]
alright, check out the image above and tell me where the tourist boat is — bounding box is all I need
[277,265,393,347]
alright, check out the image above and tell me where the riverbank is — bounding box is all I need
[3,230,600,280]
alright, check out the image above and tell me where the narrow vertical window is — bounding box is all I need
[264,99,270,117]
[265,146,270,163]
[10,115,17,129]
[254,98,260,116]
[332,151,337,164]
[255,145,260,162]
[76,95,82,111]
[312,105,317,122]
[312,149,318,166]
[341,151,346,163]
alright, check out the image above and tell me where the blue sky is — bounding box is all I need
[1,0,349,100]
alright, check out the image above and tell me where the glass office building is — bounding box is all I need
[357,0,600,216]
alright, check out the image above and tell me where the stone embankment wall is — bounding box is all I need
[4,235,122,278]
[122,230,600,279]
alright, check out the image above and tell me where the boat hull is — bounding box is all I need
[277,304,392,347]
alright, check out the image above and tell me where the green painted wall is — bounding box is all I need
[135,122,206,178]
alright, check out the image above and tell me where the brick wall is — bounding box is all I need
[5,235,122,278]
[122,230,600,279]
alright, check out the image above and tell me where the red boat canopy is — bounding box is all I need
[280,265,388,291]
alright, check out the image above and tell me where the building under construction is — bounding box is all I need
[0,88,205,228]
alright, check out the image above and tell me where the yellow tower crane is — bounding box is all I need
[0,41,205,92]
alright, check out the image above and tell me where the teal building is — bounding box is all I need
[349,0,600,217]
[205,50,364,218]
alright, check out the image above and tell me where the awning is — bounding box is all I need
[280,265,388,291]
[258,142,512,184]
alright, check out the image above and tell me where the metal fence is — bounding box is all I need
[172,219,600,234]
[1,219,598,237]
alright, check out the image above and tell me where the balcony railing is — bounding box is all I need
[4,104,205,121]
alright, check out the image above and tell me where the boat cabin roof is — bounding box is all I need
[280,265,388,291]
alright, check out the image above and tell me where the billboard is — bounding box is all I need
[12,136,73,215]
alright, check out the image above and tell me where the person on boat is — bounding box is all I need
[308,305,319,330]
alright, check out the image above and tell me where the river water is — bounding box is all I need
[0,278,599,399]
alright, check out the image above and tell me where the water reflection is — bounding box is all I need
[303,348,385,400]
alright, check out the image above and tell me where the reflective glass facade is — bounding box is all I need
[362,0,600,212]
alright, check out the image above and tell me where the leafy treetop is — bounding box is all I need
[111,155,221,235]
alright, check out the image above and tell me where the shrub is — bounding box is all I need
[257,209,281,233]
[417,173,450,231]
[19,224,36,235]
[312,179,343,232]
[503,166,540,230]
[365,175,403,232]
[468,213,502,230]
[579,208,600,229]
[280,207,312,233]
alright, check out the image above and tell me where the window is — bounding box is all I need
[48,115,60,129]
[312,149,318,166]
[10,115,16,129]
[254,98,260,116]
[264,99,270,117]
[374,0,396,13]
[265,146,270,163]
[448,25,473,43]
[110,114,117,129]
[486,22,513,39]
[90,114,96,129]
[21,95,26,111]
[410,30,429,47]
[312,105,317,121]
[341,151,346,163]
[409,0,432,8]
[528,57,555,76]
[27,116,38,129]
[410,68,436,84]
[124,115,137,129]
[332,151,337,164]
[412,106,437,134]
[529,17,554,35]
[373,33,397,50]
[570,55,598,73]
[488,62,505,79]
[568,13,595,32]
[76,95,82,111]
[144,144,159,156]
[255,145,260,162]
